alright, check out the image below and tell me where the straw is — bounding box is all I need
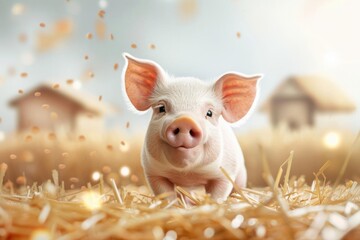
[110,178,123,205]
[0,154,359,239]
[220,167,255,207]
[334,131,360,186]
[0,163,8,193]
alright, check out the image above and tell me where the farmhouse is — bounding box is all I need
[9,83,112,132]
[261,76,356,130]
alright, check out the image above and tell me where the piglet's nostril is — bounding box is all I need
[189,130,196,137]
[173,128,180,135]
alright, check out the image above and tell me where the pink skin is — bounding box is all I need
[163,116,203,168]
[165,116,202,149]
[122,53,261,201]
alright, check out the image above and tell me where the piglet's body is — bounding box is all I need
[122,54,261,201]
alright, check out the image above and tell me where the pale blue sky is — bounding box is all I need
[0,0,359,134]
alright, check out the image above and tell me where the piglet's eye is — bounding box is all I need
[159,105,166,113]
[206,109,213,118]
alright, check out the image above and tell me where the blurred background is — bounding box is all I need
[0,0,359,188]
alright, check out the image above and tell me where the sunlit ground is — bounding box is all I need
[0,127,359,239]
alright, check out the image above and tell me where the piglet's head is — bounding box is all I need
[122,53,261,169]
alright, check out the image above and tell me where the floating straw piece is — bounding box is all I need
[110,178,123,205]
[0,163,8,192]
[100,174,104,195]
[283,151,294,191]
[335,131,360,186]
[52,169,59,188]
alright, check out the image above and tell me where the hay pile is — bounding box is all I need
[0,157,360,240]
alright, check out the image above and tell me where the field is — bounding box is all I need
[239,127,360,186]
[0,127,359,239]
[1,126,359,187]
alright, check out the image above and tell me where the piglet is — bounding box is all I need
[122,53,261,201]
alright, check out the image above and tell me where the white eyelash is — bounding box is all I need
[153,104,165,109]
[207,107,217,115]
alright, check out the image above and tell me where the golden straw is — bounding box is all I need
[335,131,360,186]
[110,178,123,205]
[220,166,255,207]
[0,163,8,193]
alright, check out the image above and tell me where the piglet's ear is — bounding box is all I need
[214,73,262,123]
[122,53,164,111]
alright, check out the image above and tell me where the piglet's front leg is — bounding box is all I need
[205,178,233,202]
[147,175,176,199]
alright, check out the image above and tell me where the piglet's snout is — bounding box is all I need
[165,116,202,148]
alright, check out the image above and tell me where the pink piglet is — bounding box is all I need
[122,53,262,202]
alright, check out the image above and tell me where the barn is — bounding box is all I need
[261,76,356,130]
[9,83,113,133]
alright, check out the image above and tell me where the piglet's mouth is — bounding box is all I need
[163,143,197,152]
[175,146,193,151]
[163,142,202,168]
